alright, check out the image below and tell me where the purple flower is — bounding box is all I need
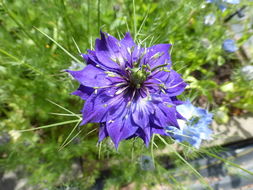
[222,39,238,52]
[166,102,213,148]
[67,32,187,148]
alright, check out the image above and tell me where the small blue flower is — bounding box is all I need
[206,0,240,11]
[206,0,240,4]
[223,0,240,4]
[0,132,10,146]
[166,102,213,148]
[222,39,238,52]
[206,0,227,11]
[140,155,155,171]
[204,13,216,25]
[241,65,253,81]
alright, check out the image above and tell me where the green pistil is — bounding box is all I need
[186,116,200,126]
[131,69,146,88]
[130,65,149,89]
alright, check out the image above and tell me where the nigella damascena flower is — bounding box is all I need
[166,102,213,148]
[67,32,187,148]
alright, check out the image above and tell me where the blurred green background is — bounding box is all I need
[0,0,253,189]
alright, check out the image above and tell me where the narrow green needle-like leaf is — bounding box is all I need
[0,48,43,75]
[60,119,82,149]
[72,37,82,54]
[19,119,80,132]
[151,134,155,166]
[35,27,83,64]
[50,113,82,117]
[47,99,81,119]
[59,127,97,151]
[133,0,137,40]
[136,8,149,38]
[98,141,102,160]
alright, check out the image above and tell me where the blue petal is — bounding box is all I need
[99,123,108,142]
[167,102,213,148]
[153,103,179,128]
[120,32,136,48]
[81,88,125,125]
[106,113,138,148]
[143,44,172,69]
[153,70,187,97]
[131,98,153,129]
[95,31,128,71]
[71,85,94,100]
[66,64,111,88]
[176,102,197,120]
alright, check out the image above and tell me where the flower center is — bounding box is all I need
[187,116,200,126]
[130,66,149,89]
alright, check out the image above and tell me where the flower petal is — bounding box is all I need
[81,88,129,125]
[106,114,138,148]
[99,123,108,142]
[144,44,172,69]
[71,85,94,100]
[153,103,179,128]
[120,32,135,48]
[67,64,111,88]
[95,32,126,71]
[131,98,153,129]
[157,70,187,96]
